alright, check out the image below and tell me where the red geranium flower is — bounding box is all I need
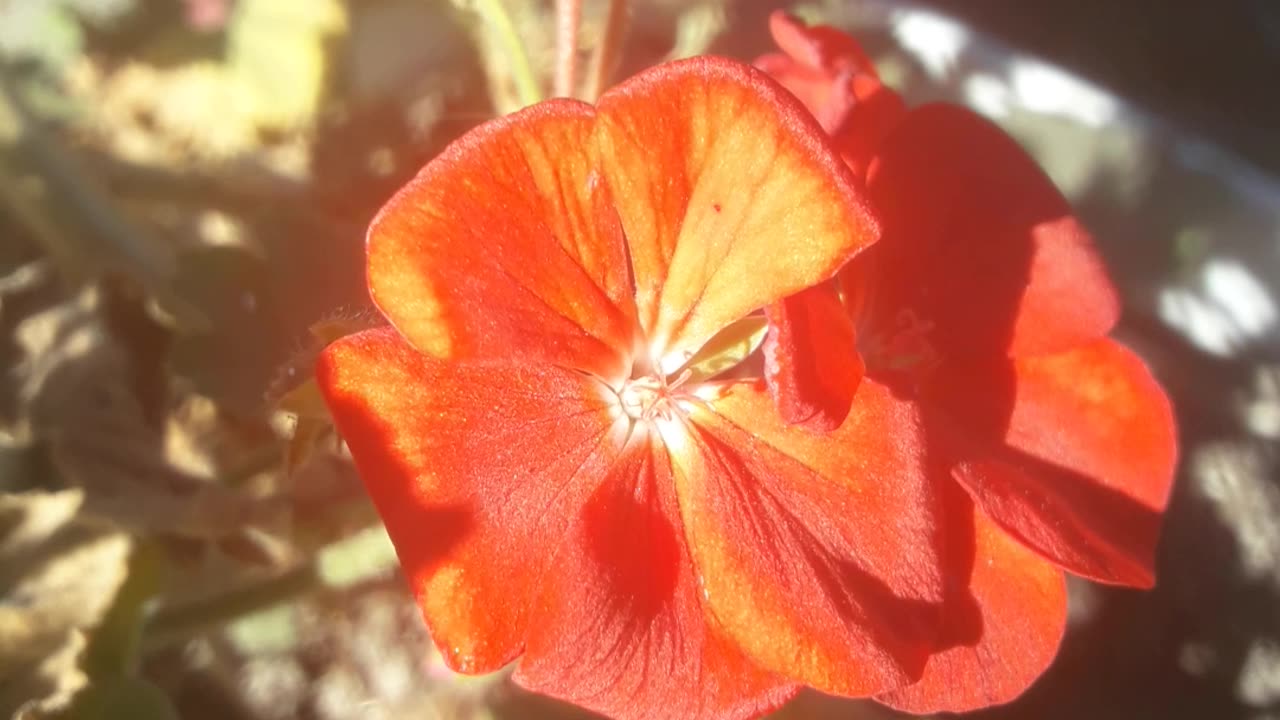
[754,11,906,179]
[316,57,961,720]
[758,12,1178,713]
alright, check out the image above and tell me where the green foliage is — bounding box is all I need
[226,0,346,130]
[49,676,180,720]
[680,314,769,382]
[0,0,136,70]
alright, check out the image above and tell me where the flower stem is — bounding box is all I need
[554,0,581,97]
[586,0,629,101]
[85,542,167,678]
[471,0,543,109]
[141,563,322,652]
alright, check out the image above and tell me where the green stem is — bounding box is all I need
[84,542,167,678]
[142,563,321,652]
[471,0,542,109]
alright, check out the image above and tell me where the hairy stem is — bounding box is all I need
[554,0,582,97]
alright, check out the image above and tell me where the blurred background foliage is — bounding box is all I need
[1,1,1278,719]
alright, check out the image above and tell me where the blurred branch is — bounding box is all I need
[0,156,75,266]
[0,67,207,330]
[554,0,581,97]
[586,0,628,101]
[76,148,364,246]
[0,79,95,276]
[0,70,171,280]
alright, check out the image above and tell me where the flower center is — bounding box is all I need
[619,377,664,420]
[616,369,693,422]
[860,308,941,379]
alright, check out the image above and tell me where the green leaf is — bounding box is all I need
[678,315,769,383]
[317,524,397,587]
[47,676,179,720]
[226,0,346,130]
[0,2,84,70]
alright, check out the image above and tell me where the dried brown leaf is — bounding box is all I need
[8,282,281,537]
[0,491,130,718]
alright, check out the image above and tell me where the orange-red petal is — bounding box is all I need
[933,339,1177,586]
[756,11,907,178]
[766,11,878,79]
[877,483,1067,713]
[316,327,623,672]
[516,432,797,720]
[594,56,878,369]
[366,100,636,381]
[755,11,878,135]
[829,75,907,180]
[665,381,945,696]
[763,282,863,431]
[859,104,1119,361]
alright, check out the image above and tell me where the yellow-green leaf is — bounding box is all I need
[679,314,768,383]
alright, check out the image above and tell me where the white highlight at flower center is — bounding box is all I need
[616,366,699,424]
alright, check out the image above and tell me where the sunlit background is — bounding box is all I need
[2,1,1278,718]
